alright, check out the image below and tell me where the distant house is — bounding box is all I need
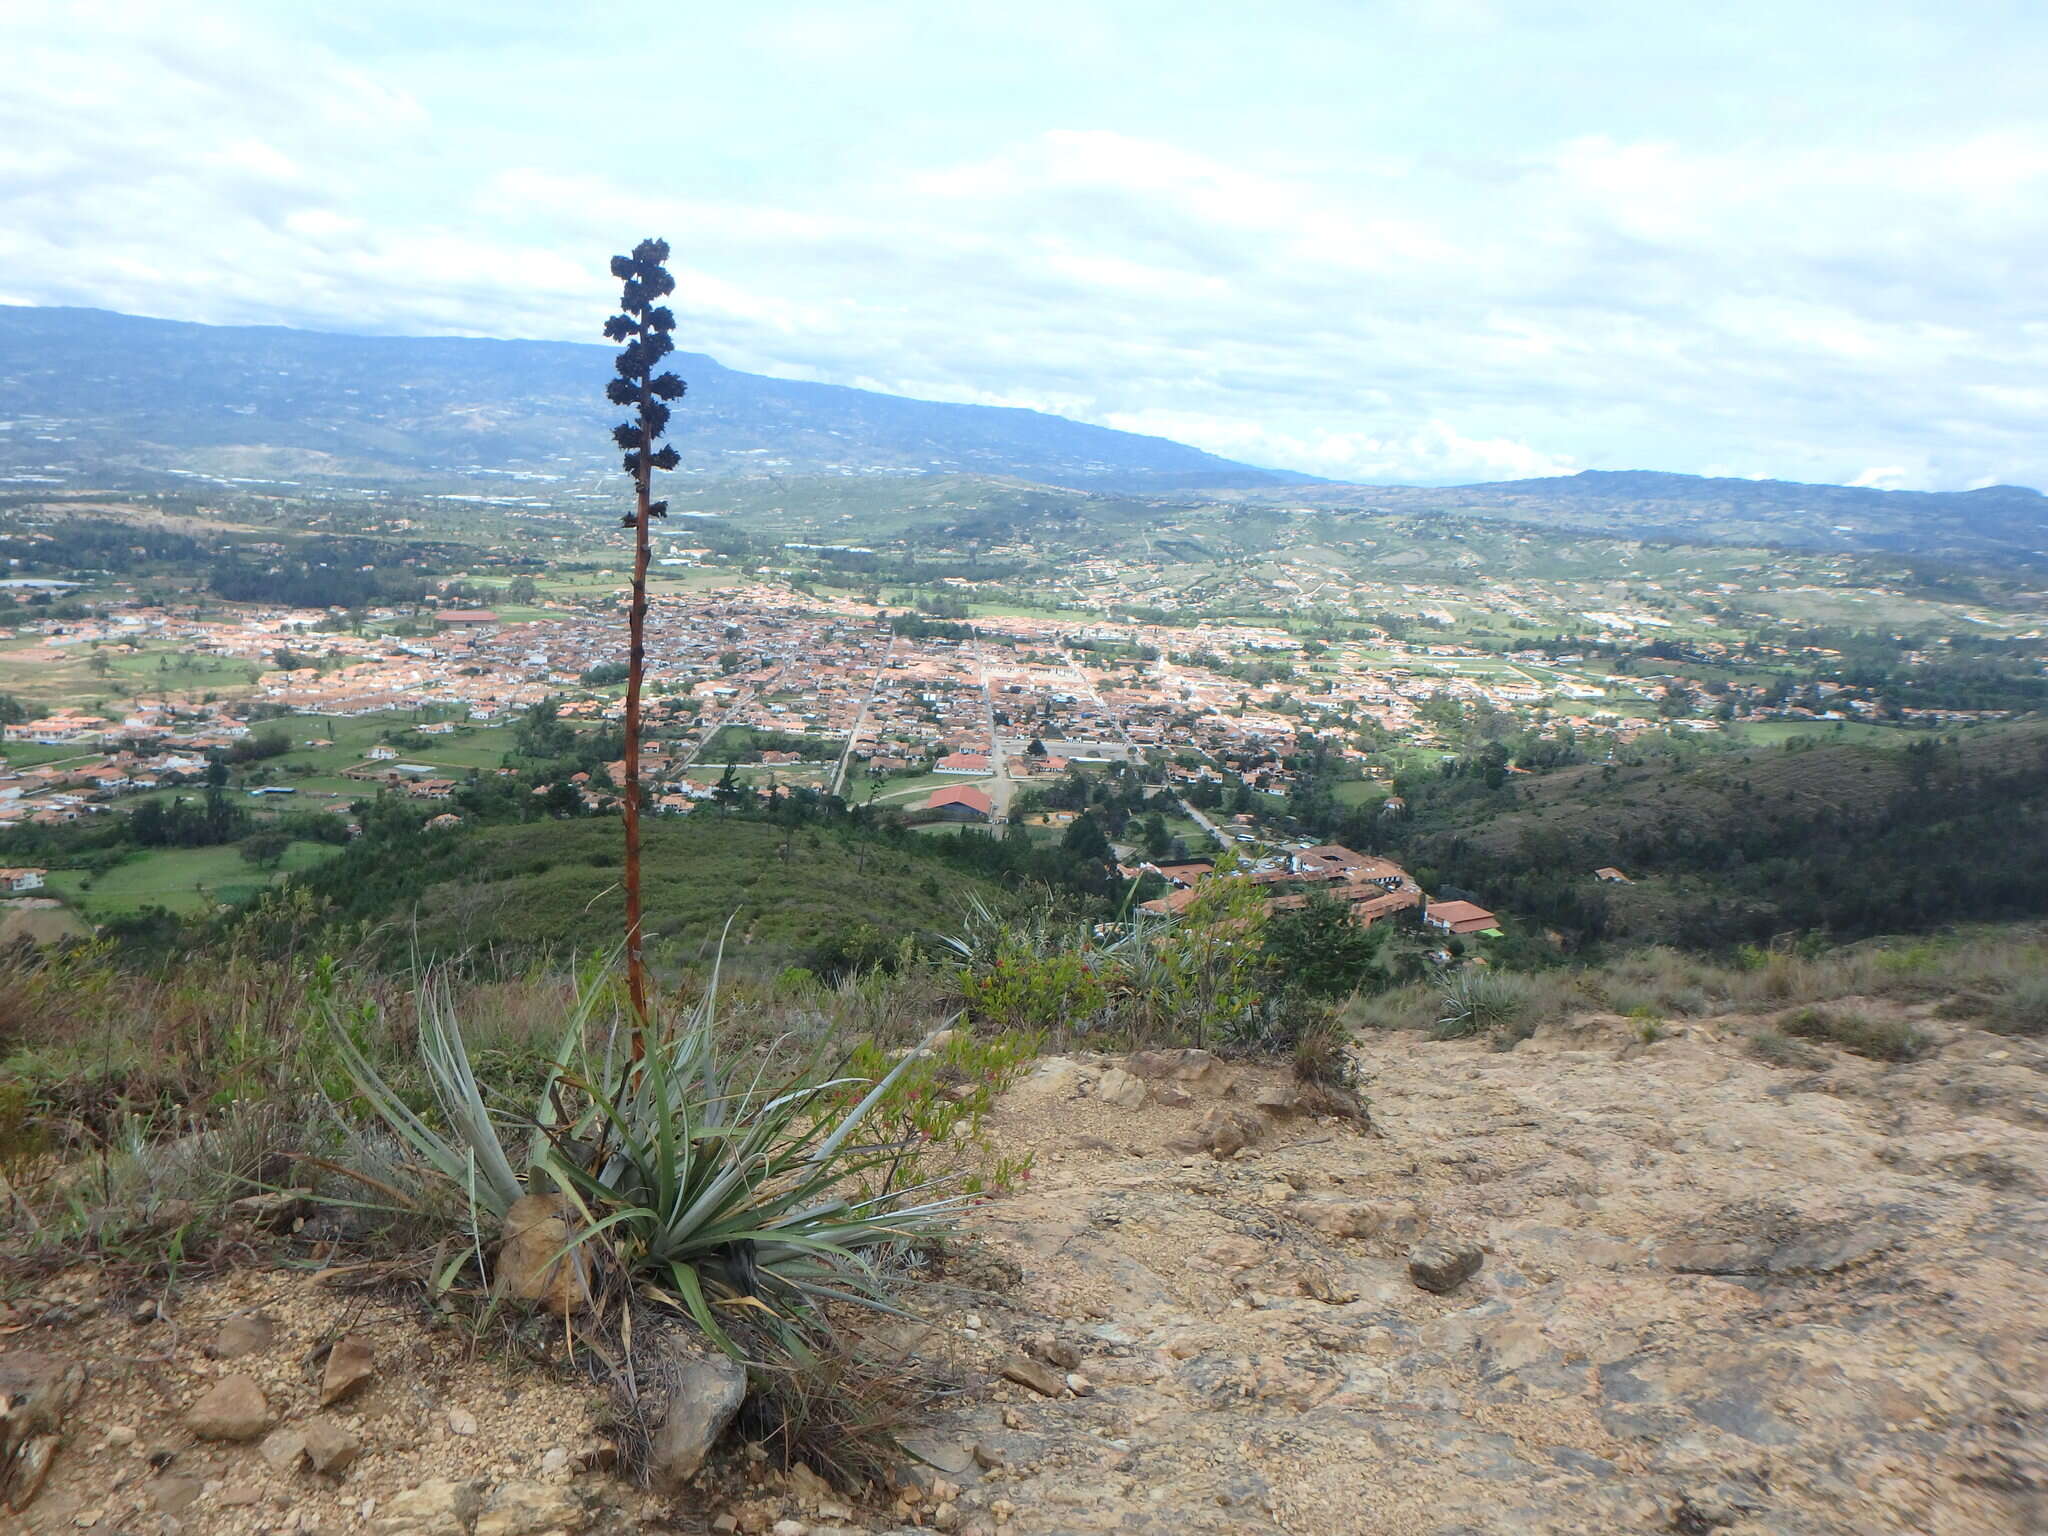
[404,778,457,800]
[1423,899,1500,936]
[934,752,991,775]
[435,610,500,629]
[925,785,994,822]
[1594,867,1632,883]
[0,867,45,892]
[426,812,462,830]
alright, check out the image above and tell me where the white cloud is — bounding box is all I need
[2,5,2047,489]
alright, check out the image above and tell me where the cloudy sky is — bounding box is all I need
[4,1,2045,489]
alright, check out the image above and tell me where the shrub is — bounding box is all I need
[327,964,966,1360]
[1779,1005,1929,1063]
[1749,1028,1824,1068]
[1988,974,2048,1037]
[826,1028,1040,1196]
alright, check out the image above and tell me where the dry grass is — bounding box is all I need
[1344,925,2048,1044]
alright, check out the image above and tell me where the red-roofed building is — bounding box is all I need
[1423,899,1499,935]
[925,784,993,822]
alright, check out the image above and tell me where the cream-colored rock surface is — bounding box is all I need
[909,1026,2048,1534]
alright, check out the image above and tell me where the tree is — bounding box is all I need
[1141,811,1172,861]
[1260,890,1388,997]
[606,236,687,1028]
[1062,811,1112,861]
[239,830,290,869]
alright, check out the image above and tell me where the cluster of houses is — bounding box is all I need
[1129,843,1500,938]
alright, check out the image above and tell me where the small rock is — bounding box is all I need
[474,1479,585,1536]
[1408,1241,1484,1294]
[1292,1196,1424,1242]
[204,1312,276,1360]
[1299,1266,1360,1304]
[999,1356,1066,1397]
[229,1187,313,1232]
[1124,1048,1234,1097]
[539,1446,572,1478]
[786,1461,833,1505]
[303,1417,362,1476]
[1167,1105,1266,1159]
[972,1441,1007,1470]
[446,1406,478,1437]
[1025,1334,1082,1370]
[1094,1067,1147,1110]
[1065,1372,1094,1396]
[104,1423,137,1448]
[647,1348,747,1493]
[370,1479,481,1536]
[259,1426,310,1475]
[186,1375,273,1442]
[219,1484,263,1507]
[320,1335,377,1406]
[771,1522,809,1536]
[495,1193,593,1317]
[150,1477,203,1515]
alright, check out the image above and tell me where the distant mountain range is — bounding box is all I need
[0,305,1309,494]
[2,305,2041,562]
[1240,468,2048,563]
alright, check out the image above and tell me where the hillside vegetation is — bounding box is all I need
[292,813,1024,970]
[1385,716,2048,947]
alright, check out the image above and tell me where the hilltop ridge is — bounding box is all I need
[0,304,1312,494]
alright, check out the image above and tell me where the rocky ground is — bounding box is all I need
[5,1002,2046,1534]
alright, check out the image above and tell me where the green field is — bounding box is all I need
[45,839,342,918]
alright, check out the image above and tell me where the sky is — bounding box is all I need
[3,0,2045,490]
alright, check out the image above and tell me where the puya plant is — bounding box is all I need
[325,958,966,1361]
[604,238,688,1029]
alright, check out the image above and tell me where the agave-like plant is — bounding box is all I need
[326,959,964,1359]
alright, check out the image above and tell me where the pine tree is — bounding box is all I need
[604,238,688,1027]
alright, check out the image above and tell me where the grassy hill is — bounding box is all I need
[297,814,1021,972]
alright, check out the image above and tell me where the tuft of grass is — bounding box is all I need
[1430,972,1530,1041]
[1778,1005,1930,1063]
